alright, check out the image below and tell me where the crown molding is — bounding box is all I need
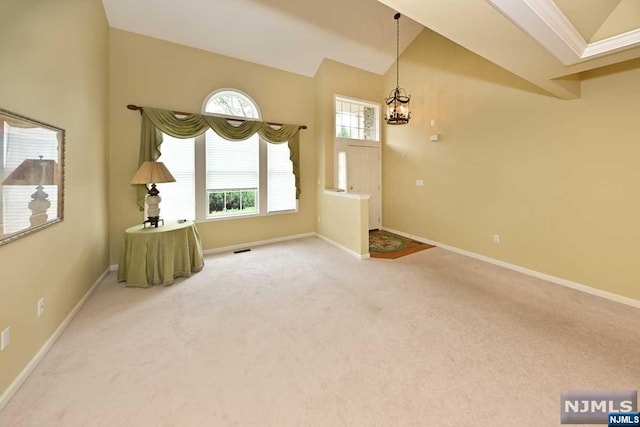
[584,27,640,58]
[487,0,640,65]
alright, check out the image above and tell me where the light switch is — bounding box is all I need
[416,179,424,187]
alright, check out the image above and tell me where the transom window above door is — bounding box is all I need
[335,97,380,142]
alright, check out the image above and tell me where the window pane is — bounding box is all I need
[156,135,195,221]
[337,151,347,191]
[342,113,350,128]
[335,98,380,142]
[209,191,224,214]
[364,106,376,140]
[225,191,241,211]
[208,189,257,216]
[205,129,259,218]
[267,143,296,212]
[204,91,259,118]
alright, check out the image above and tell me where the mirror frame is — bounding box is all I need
[0,108,65,246]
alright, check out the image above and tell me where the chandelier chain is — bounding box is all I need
[385,12,411,125]
[396,14,400,90]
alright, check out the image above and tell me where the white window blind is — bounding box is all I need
[156,134,195,220]
[205,129,259,217]
[155,88,298,221]
[2,123,58,234]
[267,142,296,212]
[2,187,36,234]
[3,123,58,168]
[205,130,258,190]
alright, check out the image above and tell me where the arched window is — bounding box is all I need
[157,89,296,221]
[203,90,261,119]
[204,90,261,217]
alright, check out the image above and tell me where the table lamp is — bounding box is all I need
[2,156,59,226]
[130,161,176,227]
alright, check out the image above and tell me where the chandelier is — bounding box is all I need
[385,12,411,125]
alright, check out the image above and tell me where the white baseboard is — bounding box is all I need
[383,227,640,310]
[111,234,318,272]
[315,233,370,260]
[0,266,111,412]
[202,232,316,256]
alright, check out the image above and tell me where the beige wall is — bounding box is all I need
[319,192,370,256]
[314,59,381,255]
[314,59,383,189]
[2,4,637,403]
[0,0,109,396]
[108,29,316,263]
[383,29,640,300]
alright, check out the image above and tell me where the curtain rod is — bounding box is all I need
[126,104,307,130]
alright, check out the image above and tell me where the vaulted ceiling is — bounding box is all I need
[102,0,640,99]
[377,0,640,98]
[101,0,424,77]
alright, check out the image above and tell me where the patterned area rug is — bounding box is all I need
[369,230,435,259]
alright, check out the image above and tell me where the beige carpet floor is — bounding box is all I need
[1,236,639,426]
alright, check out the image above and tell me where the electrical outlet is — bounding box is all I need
[416,179,424,187]
[1,327,9,351]
[493,234,500,243]
[37,298,45,317]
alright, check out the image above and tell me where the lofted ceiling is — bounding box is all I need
[102,0,640,99]
[554,0,640,43]
[377,0,640,98]
[101,0,424,77]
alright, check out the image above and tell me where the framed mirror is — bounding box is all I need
[0,108,65,246]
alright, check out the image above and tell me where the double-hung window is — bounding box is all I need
[156,89,296,221]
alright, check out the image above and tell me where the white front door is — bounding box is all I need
[347,145,380,230]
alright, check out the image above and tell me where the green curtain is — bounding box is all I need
[136,107,302,210]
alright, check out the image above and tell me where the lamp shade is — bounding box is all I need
[130,161,176,185]
[2,158,59,185]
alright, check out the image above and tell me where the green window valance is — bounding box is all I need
[135,107,302,211]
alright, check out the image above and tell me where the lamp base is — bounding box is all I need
[143,217,164,228]
[144,186,163,228]
[29,185,51,226]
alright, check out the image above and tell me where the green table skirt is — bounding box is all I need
[118,220,204,288]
